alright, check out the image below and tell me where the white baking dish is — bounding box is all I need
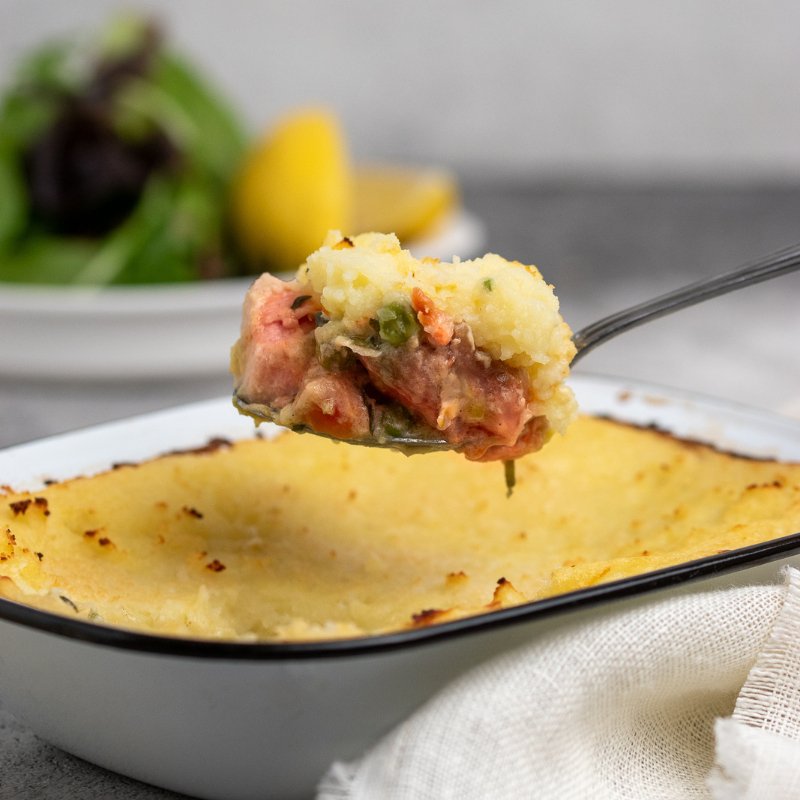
[0,373,798,799]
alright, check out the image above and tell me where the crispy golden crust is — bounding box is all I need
[1,416,799,641]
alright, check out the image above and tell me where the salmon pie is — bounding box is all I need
[231,232,577,461]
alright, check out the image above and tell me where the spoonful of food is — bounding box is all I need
[232,232,800,462]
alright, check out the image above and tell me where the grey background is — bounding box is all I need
[3,0,800,180]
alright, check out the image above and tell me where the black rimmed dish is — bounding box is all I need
[0,374,798,799]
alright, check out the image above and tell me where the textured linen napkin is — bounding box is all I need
[318,566,800,799]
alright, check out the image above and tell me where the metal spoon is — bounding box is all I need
[235,241,800,451]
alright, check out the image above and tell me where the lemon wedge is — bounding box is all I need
[230,108,461,272]
[231,108,351,271]
[352,166,459,244]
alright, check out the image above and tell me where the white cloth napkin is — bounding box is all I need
[318,566,800,799]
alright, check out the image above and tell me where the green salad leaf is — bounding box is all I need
[0,16,247,286]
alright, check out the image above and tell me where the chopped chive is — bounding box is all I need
[59,594,79,612]
[290,294,311,310]
[483,278,494,291]
[504,460,516,498]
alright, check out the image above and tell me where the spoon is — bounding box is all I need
[235,241,800,451]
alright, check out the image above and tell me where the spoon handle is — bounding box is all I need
[571,241,800,363]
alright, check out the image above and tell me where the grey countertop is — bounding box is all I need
[1,180,799,799]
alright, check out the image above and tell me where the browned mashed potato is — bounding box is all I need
[1,417,799,641]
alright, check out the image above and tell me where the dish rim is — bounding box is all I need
[1,372,798,661]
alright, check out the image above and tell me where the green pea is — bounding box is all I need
[380,404,414,438]
[376,302,420,346]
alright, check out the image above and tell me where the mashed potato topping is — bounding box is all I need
[303,233,569,371]
[1,418,799,642]
[302,232,577,433]
[232,232,577,461]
